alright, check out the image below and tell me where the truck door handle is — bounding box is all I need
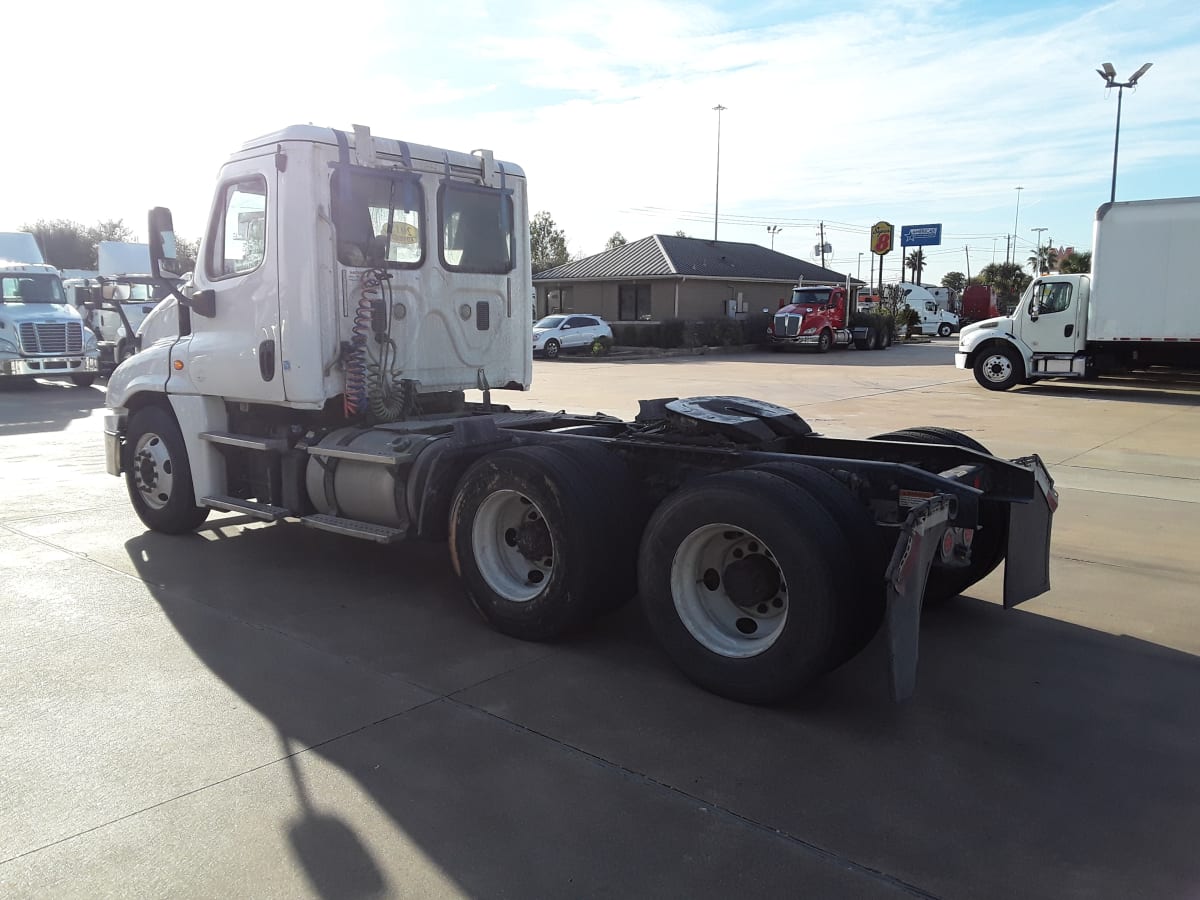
[1064,324,1074,338]
[259,339,276,381]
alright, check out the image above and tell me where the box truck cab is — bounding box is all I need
[0,234,100,386]
[957,197,1200,391]
[899,283,959,337]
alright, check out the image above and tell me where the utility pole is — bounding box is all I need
[1010,186,1023,264]
[964,245,971,281]
[712,104,726,241]
[1005,234,1011,267]
[819,222,826,269]
[1030,227,1048,274]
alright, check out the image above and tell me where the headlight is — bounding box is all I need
[83,327,98,349]
[0,335,16,353]
[802,327,818,335]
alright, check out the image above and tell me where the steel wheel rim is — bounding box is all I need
[133,431,174,510]
[981,353,1012,383]
[670,523,788,658]
[472,489,555,602]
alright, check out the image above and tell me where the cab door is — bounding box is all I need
[178,154,284,403]
[1019,279,1085,355]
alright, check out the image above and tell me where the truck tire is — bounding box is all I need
[543,339,560,359]
[938,323,953,337]
[125,405,211,534]
[869,426,1008,604]
[973,345,1023,391]
[816,330,833,353]
[747,462,888,661]
[449,445,634,641]
[637,469,848,704]
[71,374,97,387]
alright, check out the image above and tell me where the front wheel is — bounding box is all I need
[973,345,1023,391]
[937,323,953,337]
[125,405,210,533]
[815,330,833,353]
[543,339,560,359]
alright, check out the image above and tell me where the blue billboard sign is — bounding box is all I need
[900,224,942,247]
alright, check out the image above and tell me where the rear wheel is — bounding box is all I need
[450,445,636,640]
[125,405,210,534]
[869,426,1008,604]
[638,469,851,704]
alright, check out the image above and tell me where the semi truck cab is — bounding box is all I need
[0,261,99,386]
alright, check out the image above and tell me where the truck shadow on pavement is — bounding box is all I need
[125,521,1200,899]
[1012,375,1200,407]
[0,380,106,436]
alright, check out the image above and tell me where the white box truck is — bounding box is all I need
[957,197,1200,390]
[0,232,100,386]
[102,124,1058,705]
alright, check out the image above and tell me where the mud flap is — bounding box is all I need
[885,495,953,702]
[1003,455,1058,609]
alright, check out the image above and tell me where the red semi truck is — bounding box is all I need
[767,286,891,352]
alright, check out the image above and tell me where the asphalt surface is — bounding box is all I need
[2,340,1199,899]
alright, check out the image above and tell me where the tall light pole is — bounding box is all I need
[1009,186,1023,264]
[1097,62,1152,203]
[857,252,863,281]
[712,104,726,241]
[1030,226,1047,274]
[766,225,782,250]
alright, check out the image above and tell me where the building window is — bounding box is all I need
[618,283,651,320]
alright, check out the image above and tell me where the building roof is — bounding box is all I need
[533,234,858,284]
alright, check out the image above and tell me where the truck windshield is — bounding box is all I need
[792,289,832,305]
[1,274,66,303]
[107,282,173,303]
[439,182,514,274]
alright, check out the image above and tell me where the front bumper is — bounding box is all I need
[0,356,99,378]
[103,414,125,476]
[954,352,969,370]
[769,333,820,345]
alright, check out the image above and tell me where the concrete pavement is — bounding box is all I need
[2,343,1198,898]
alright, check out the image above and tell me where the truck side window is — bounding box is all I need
[331,169,424,269]
[207,176,268,279]
[1033,283,1071,316]
[439,182,514,274]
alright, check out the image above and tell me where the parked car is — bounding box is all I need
[533,314,613,358]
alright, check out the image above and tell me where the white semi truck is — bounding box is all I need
[0,232,100,386]
[104,124,1058,704]
[958,196,1200,390]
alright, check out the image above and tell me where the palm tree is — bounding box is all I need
[1027,244,1059,274]
[905,249,926,283]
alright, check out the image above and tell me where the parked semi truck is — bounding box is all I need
[958,197,1200,390]
[959,284,999,327]
[767,285,892,351]
[103,124,1057,704]
[0,233,99,386]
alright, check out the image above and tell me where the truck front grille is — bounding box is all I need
[18,322,83,355]
[774,314,800,337]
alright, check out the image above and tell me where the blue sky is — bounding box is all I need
[7,0,1198,284]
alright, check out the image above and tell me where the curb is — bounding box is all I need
[547,344,761,363]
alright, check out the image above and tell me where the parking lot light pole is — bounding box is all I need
[1097,62,1152,203]
[1009,186,1023,264]
[712,104,726,241]
[767,225,782,250]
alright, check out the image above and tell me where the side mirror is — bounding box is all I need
[148,206,183,278]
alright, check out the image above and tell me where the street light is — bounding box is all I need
[712,104,726,241]
[857,251,863,281]
[1097,62,1152,203]
[1010,186,1023,264]
[1030,226,1047,274]
[766,225,782,250]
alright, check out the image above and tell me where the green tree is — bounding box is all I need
[905,249,926,283]
[21,219,93,269]
[88,219,135,248]
[175,236,200,272]
[941,271,967,293]
[605,231,627,250]
[530,211,570,273]
[1027,243,1059,275]
[674,229,688,238]
[978,262,1031,313]
[1057,250,1091,274]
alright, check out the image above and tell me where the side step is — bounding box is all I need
[201,495,291,521]
[300,514,405,543]
[200,431,289,452]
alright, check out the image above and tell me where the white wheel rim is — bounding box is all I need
[471,489,555,602]
[981,353,1012,383]
[133,431,174,510]
[670,523,788,658]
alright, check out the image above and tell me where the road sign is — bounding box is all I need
[900,224,942,247]
[870,221,894,256]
